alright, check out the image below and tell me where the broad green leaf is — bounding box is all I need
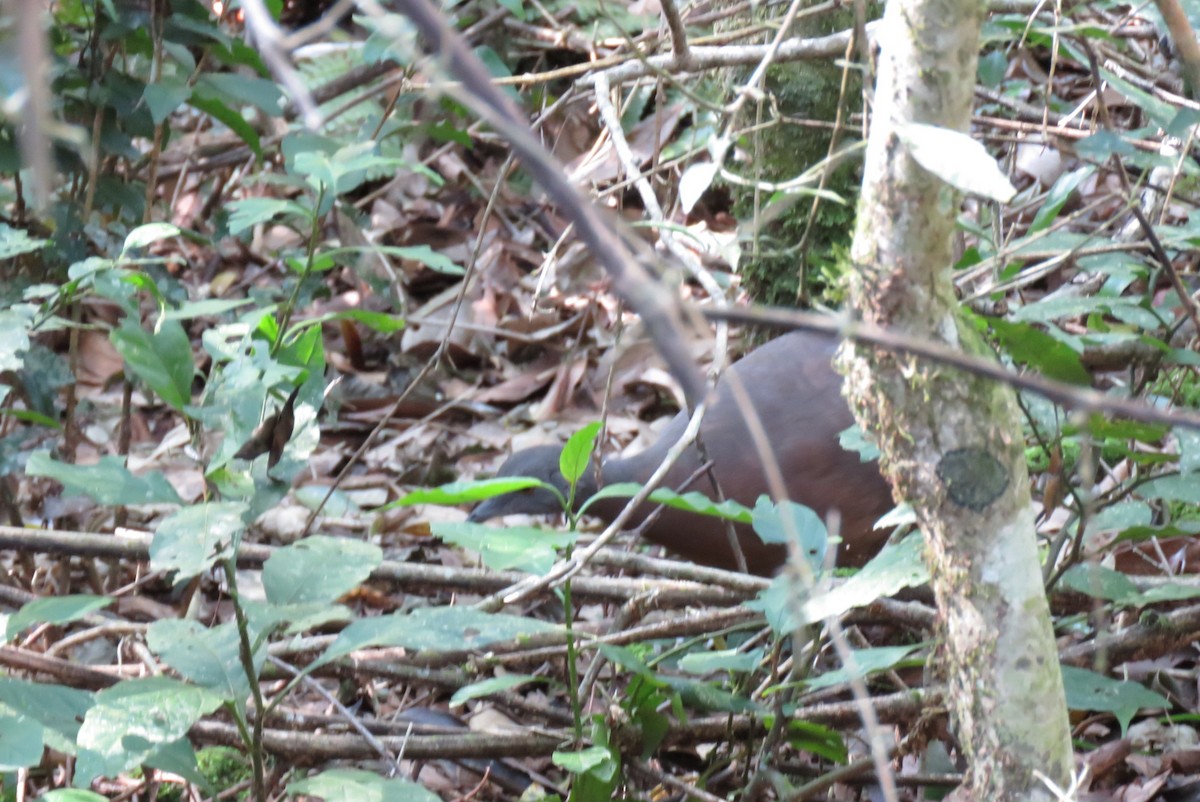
[801,645,924,691]
[678,648,764,675]
[752,498,827,569]
[450,674,544,706]
[149,502,249,579]
[188,95,261,158]
[553,745,612,774]
[0,678,92,753]
[561,422,601,484]
[39,791,107,802]
[76,677,222,783]
[1060,564,1200,606]
[243,599,352,636]
[226,198,312,237]
[0,714,45,770]
[7,595,112,641]
[146,619,259,700]
[122,223,180,254]
[1029,166,1093,233]
[316,606,562,666]
[582,483,753,523]
[26,451,182,506]
[111,319,194,411]
[776,534,927,629]
[0,308,33,371]
[262,535,382,605]
[987,318,1090,385]
[432,521,574,574]
[901,123,1016,202]
[194,73,283,117]
[1142,475,1200,504]
[142,79,191,124]
[1061,665,1169,735]
[389,477,546,508]
[0,223,46,258]
[781,719,848,763]
[289,768,440,802]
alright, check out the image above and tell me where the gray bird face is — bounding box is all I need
[467,445,578,522]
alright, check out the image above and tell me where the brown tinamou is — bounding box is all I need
[468,332,895,575]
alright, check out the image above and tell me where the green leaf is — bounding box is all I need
[76,677,222,784]
[194,73,284,117]
[6,595,112,641]
[987,318,1091,385]
[1060,564,1200,606]
[289,768,440,802]
[1061,665,1169,735]
[316,607,562,667]
[111,318,195,411]
[1141,475,1200,504]
[678,647,764,675]
[449,674,544,706]
[1059,564,1136,602]
[0,677,92,754]
[122,223,181,254]
[553,745,612,773]
[188,94,261,158]
[582,483,753,523]
[38,791,108,802]
[743,534,929,633]
[389,477,546,508]
[432,521,575,574]
[900,123,1016,202]
[0,223,46,258]
[262,535,382,605]
[0,308,34,371]
[752,498,827,568]
[560,422,601,484]
[149,502,249,579]
[226,198,312,237]
[142,79,191,124]
[146,620,259,701]
[783,719,848,763]
[289,308,406,335]
[0,715,44,770]
[801,645,924,691]
[25,451,183,506]
[1029,166,1093,233]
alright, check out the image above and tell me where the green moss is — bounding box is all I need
[721,2,879,307]
[154,747,253,802]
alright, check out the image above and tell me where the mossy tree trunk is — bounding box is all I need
[841,0,1074,797]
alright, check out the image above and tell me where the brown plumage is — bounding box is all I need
[469,332,895,575]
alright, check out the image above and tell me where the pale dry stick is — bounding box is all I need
[239,0,323,130]
[708,306,1200,431]
[659,0,690,60]
[0,526,753,606]
[268,655,404,775]
[46,622,146,659]
[586,26,874,86]
[591,70,745,565]
[955,192,1130,297]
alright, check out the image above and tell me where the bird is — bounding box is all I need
[467,331,895,575]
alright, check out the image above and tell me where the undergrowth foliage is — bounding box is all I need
[0,0,1197,800]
